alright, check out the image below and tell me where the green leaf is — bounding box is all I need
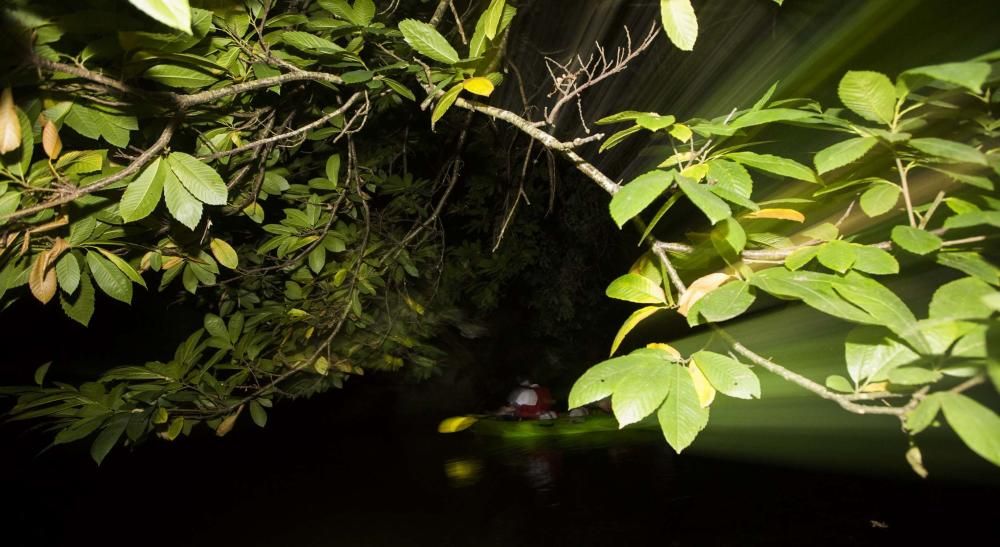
[636,114,676,131]
[659,0,698,51]
[163,168,203,230]
[90,414,128,465]
[939,393,1000,466]
[383,78,416,102]
[831,272,925,352]
[144,64,218,89]
[325,154,341,186]
[687,280,755,326]
[676,175,731,225]
[610,306,663,356]
[34,362,51,386]
[905,393,942,434]
[691,351,760,399]
[908,138,987,166]
[167,152,227,205]
[120,158,165,222]
[353,0,375,25]
[569,355,644,408]
[838,71,896,125]
[657,363,709,453]
[859,183,900,217]
[750,268,876,325]
[612,360,674,427]
[844,326,919,386]
[784,246,818,271]
[86,251,132,304]
[308,244,326,274]
[609,170,674,228]
[817,240,857,274]
[901,61,991,94]
[936,252,999,285]
[282,31,344,55]
[599,125,642,153]
[203,313,228,341]
[55,253,81,295]
[852,245,899,275]
[249,400,267,427]
[398,19,460,65]
[825,375,854,393]
[710,216,747,257]
[727,152,818,183]
[814,136,878,174]
[943,211,1000,230]
[482,0,506,40]
[431,83,463,129]
[128,0,192,34]
[210,238,239,270]
[606,273,666,304]
[891,226,942,255]
[888,366,942,385]
[98,249,146,289]
[60,272,95,326]
[929,277,994,321]
[728,108,814,130]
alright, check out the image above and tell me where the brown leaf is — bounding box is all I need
[29,252,57,304]
[42,120,62,159]
[676,272,731,317]
[0,87,21,154]
[215,405,244,437]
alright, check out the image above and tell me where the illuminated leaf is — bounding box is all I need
[610,306,663,356]
[659,0,698,51]
[743,208,805,222]
[462,77,495,97]
[677,272,731,317]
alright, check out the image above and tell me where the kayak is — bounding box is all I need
[468,414,621,438]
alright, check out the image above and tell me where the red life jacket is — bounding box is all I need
[513,385,554,419]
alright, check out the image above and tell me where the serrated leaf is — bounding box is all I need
[55,253,81,295]
[167,152,227,205]
[120,157,165,222]
[144,64,218,89]
[691,351,760,399]
[609,170,674,228]
[86,250,132,304]
[784,246,818,271]
[687,279,755,326]
[657,363,709,453]
[60,272,95,326]
[817,240,857,273]
[909,138,987,166]
[659,0,698,51]
[727,152,818,183]
[838,71,896,125]
[127,0,192,34]
[398,19,459,65]
[569,355,644,409]
[814,136,878,174]
[98,248,146,289]
[677,273,731,317]
[163,167,203,230]
[676,175,731,225]
[901,61,991,94]
[929,277,993,321]
[612,360,673,427]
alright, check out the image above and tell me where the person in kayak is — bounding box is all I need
[496,379,555,420]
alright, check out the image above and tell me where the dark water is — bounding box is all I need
[2,410,996,547]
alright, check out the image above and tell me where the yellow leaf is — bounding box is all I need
[611,306,663,356]
[905,445,928,478]
[210,237,239,269]
[0,87,21,154]
[314,355,330,376]
[438,416,479,433]
[42,119,62,159]
[645,342,682,359]
[676,272,731,317]
[688,363,717,408]
[743,208,805,223]
[462,77,495,97]
[161,255,184,270]
[861,381,889,393]
[680,162,709,181]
